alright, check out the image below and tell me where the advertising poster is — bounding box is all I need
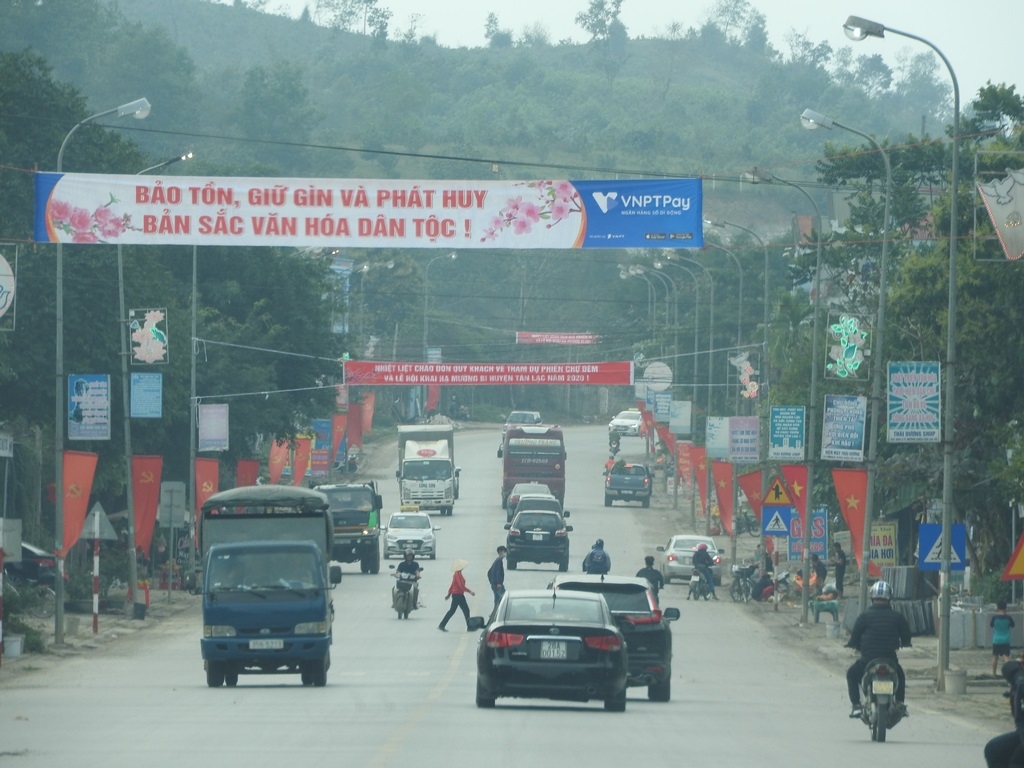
[67,373,110,440]
[769,405,805,460]
[821,395,867,461]
[887,361,941,443]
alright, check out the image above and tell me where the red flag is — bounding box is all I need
[780,464,809,523]
[194,458,219,514]
[268,439,290,485]
[292,437,312,486]
[59,451,99,557]
[711,461,735,536]
[692,446,708,517]
[331,414,347,465]
[832,468,879,577]
[235,458,259,487]
[425,385,440,413]
[737,470,763,518]
[361,393,376,435]
[676,441,693,487]
[132,455,163,552]
[348,402,364,448]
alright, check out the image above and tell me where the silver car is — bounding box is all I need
[657,535,724,585]
[383,511,439,560]
[608,409,643,436]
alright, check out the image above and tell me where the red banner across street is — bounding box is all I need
[343,361,633,386]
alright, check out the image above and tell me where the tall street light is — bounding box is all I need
[618,264,657,334]
[747,168,825,623]
[703,243,743,358]
[119,151,192,615]
[54,97,151,643]
[843,14,960,685]
[422,252,456,360]
[801,108,892,618]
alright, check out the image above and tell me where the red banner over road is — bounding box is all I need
[515,332,600,345]
[343,361,633,386]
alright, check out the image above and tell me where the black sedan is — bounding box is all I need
[468,589,629,711]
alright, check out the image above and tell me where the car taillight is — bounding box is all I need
[584,635,622,652]
[508,528,521,536]
[605,476,611,487]
[40,558,56,568]
[554,529,567,537]
[713,556,721,565]
[643,477,650,486]
[486,631,525,648]
[667,554,676,562]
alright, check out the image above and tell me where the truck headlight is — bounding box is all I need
[294,621,328,635]
[204,625,237,638]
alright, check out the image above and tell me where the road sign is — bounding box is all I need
[917,523,965,571]
[762,507,793,536]
[764,477,793,506]
[1003,532,1024,581]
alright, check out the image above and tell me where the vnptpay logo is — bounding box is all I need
[591,190,691,213]
[591,191,619,213]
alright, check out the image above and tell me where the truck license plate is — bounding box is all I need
[872,680,894,695]
[540,641,567,660]
[249,639,284,650]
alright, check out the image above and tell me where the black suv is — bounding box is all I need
[548,574,680,701]
[504,509,572,572]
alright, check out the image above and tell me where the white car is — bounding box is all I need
[383,511,439,560]
[608,409,643,436]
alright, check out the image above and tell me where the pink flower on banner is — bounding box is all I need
[50,193,137,243]
[479,181,583,242]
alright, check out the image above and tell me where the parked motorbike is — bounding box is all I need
[856,658,906,741]
[390,567,419,619]
[687,569,710,601]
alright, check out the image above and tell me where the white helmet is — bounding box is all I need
[869,581,892,601]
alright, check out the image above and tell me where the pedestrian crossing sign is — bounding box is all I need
[917,523,965,571]
[762,507,793,537]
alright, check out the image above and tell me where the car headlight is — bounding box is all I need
[204,625,237,638]
[422,533,434,542]
[294,621,328,635]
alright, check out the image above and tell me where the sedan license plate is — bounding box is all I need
[249,639,284,650]
[871,680,895,695]
[531,533,544,541]
[540,641,567,660]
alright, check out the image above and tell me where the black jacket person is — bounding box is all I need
[845,581,912,717]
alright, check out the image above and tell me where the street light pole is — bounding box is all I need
[842,12,961,690]
[422,252,456,360]
[801,108,892,622]
[703,243,744,358]
[119,152,191,615]
[748,168,825,624]
[54,97,150,643]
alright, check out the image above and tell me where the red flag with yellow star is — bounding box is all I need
[692,446,708,518]
[780,464,808,523]
[711,460,735,535]
[268,439,290,485]
[737,470,763,519]
[832,468,878,575]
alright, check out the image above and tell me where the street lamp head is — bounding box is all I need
[703,218,724,228]
[800,108,834,131]
[843,16,886,42]
[742,167,773,185]
[118,98,152,120]
[447,252,457,260]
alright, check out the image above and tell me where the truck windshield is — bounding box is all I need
[403,460,452,480]
[208,549,323,591]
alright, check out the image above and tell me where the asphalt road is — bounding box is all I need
[0,423,1003,766]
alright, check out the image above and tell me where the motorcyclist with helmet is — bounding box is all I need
[394,549,423,609]
[846,580,912,718]
[583,538,611,575]
[691,542,718,599]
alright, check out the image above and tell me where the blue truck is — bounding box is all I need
[197,485,342,688]
[604,462,654,508]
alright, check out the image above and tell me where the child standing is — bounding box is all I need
[992,600,1016,676]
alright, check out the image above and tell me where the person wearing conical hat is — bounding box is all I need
[438,559,475,631]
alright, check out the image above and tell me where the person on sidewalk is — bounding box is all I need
[486,547,507,610]
[438,559,475,631]
[992,601,1017,676]
[845,580,912,719]
[829,542,848,598]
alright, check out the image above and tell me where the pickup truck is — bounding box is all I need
[604,462,653,508]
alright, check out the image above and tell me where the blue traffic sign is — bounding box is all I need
[917,523,966,571]
[762,506,793,537]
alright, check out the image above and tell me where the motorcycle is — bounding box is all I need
[608,433,621,454]
[390,567,420,619]
[687,569,710,601]
[857,658,906,742]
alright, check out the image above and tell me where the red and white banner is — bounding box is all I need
[343,361,633,386]
[132,455,163,552]
[515,332,600,345]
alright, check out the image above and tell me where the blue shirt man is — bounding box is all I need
[487,546,507,608]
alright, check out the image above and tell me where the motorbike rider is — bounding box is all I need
[604,453,616,474]
[984,656,1024,767]
[635,555,664,598]
[583,538,611,574]
[394,549,423,609]
[845,580,912,718]
[691,543,718,599]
